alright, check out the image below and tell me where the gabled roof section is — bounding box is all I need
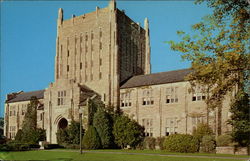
[79,85,100,106]
[6,90,45,103]
[120,68,192,89]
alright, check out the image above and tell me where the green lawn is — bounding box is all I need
[0,150,249,161]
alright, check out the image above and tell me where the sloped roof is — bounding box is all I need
[120,68,192,89]
[6,90,45,103]
[79,85,100,106]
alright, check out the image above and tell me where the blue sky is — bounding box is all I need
[0,1,212,117]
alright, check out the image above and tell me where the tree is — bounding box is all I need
[0,117,3,139]
[21,97,39,144]
[15,129,23,142]
[113,115,144,149]
[67,121,83,144]
[0,117,4,128]
[82,125,101,149]
[15,97,46,144]
[93,108,114,148]
[168,0,249,135]
[228,91,250,146]
[56,128,69,144]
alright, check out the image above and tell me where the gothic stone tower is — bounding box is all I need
[44,0,151,143]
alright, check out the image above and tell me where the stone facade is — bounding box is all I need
[120,76,232,137]
[4,0,232,144]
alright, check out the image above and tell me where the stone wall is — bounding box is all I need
[4,99,44,139]
[216,147,249,155]
[120,81,232,137]
[116,9,147,83]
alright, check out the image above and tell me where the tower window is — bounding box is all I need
[67,65,69,72]
[67,50,69,57]
[99,58,102,66]
[80,62,82,70]
[100,42,102,50]
[58,90,66,106]
[85,35,88,41]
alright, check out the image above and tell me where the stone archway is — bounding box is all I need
[58,118,68,129]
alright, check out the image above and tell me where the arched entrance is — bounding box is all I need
[58,118,68,129]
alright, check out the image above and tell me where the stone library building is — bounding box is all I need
[4,0,232,143]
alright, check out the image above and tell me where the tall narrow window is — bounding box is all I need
[80,62,82,70]
[67,65,69,72]
[99,42,102,50]
[99,30,102,38]
[85,34,88,41]
[58,90,66,106]
[91,31,94,39]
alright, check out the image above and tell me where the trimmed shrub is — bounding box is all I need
[44,144,62,149]
[216,134,233,146]
[143,137,156,150]
[200,135,216,153]
[156,137,165,150]
[193,123,213,142]
[82,126,101,149]
[93,108,113,148]
[164,134,199,153]
[0,141,35,151]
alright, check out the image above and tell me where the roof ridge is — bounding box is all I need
[120,68,192,89]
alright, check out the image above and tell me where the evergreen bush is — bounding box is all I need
[193,123,213,142]
[156,137,165,150]
[216,134,233,146]
[143,137,156,150]
[200,135,216,153]
[93,108,113,148]
[164,134,199,153]
[82,126,101,149]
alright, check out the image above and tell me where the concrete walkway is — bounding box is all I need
[48,149,250,160]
